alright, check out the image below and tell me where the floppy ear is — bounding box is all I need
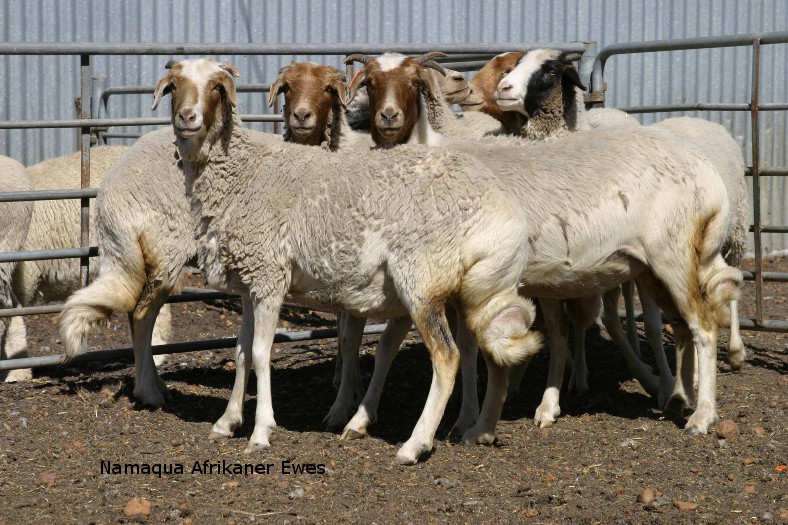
[151,73,174,111]
[267,66,290,108]
[347,70,367,104]
[419,68,440,102]
[217,73,238,107]
[331,72,348,107]
[561,63,587,91]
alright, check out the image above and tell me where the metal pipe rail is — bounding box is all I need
[590,31,788,331]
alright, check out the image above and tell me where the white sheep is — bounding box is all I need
[58,135,193,407]
[138,58,542,464]
[0,156,33,382]
[338,52,741,440]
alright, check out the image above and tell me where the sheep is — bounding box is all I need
[339,51,741,439]
[0,156,33,383]
[103,57,545,465]
[58,134,195,407]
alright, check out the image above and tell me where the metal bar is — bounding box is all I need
[0,188,98,202]
[745,168,788,177]
[0,114,283,129]
[591,31,788,93]
[100,133,142,140]
[616,310,788,333]
[0,247,97,264]
[0,323,401,372]
[750,225,788,233]
[751,39,764,324]
[740,271,788,283]
[620,102,788,113]
[0,42,588,56]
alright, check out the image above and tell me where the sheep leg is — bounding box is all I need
[342,316,412,439]
[726,300,746,370]
[244,296,284,453]
[323,313,365,430]
[449,318,480,438]
[635,280,675,409]
[131,287,173,408]
[506,360,530,400]
[601,288,660,398]
[1,316,32,382]
[533,298,569,428]
[151,303,173,367]
[566,295,600,396]
[621,281,641,357]
[209,294,254,440]
[332,313,345,390]
[396,306,459,465]
[461,349,507,445]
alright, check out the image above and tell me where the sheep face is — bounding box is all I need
[462,51,524,120]
[152,59,240,147]
[268,62,347,146]
[348,53,442,146]
[431,68,470,105]
[495,49,586,117]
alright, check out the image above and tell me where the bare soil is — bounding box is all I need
[1,259,785,524]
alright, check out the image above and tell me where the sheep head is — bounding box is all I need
[268,62,347,146]
[345,51,447,146]
[430,67,470,105]
[152,58,240,148]
[495,49,586,118]
[461,51,525,133]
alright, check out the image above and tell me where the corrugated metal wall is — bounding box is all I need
[0,0,786,254]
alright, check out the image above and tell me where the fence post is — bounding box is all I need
[79,54,92,353]
[750,39,764,325]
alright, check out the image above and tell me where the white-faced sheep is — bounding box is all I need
[339,52,741,440]
[0,156,33,382]
[122,58,543,465]
[58,134,193,407]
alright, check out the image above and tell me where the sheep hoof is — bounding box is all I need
[664,394,687,416]
[462,427,496,446]
[683,427,702,436]
[208,430,232,441]
[396,441,432,465]
[727,347,746,371]
[2,368,33,383]
[243,441,270,455]
[340,428,366,440]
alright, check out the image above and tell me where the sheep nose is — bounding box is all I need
[179,109,197,123]
[294,108,312,122]
[451,73,466,81]
[380,107,399,124]
[498,81,513,93]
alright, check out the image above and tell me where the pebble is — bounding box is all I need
[752,426,767,436]
[744,485,756,494]
[690,467,700,473]
[637,488,655,504]
[462,499,480,508]
[715,420,739,440]
[673,500,699,511]
[761,512,773,521]
[742,457,757,466]
[523,508,539,517]
[123,498,151,517]
[38,471,56,488]
[288,487,305,499]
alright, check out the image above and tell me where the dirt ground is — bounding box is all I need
[1,259,785,524]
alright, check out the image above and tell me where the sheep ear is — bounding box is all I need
[561,64,587,91]
[419,68,440,102]
[219,74,238,107]
[218,62,240,78]
[151,74,174,111]
[332,74,348,107]
[267,72,288,108]
[347,70,366,104]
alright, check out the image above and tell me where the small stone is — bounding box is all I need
[224,480,239,488]
[637,488,655,504]
[780,509,788,520]
[728,474,735,481]
[462,499,480,508]
[761,512,773,521]
[38,472,56,488]
[673,500,699,511]
[752,426,766,437]
[523,508,539,517]
[744,485,756,494]
[715,420,739,440]
[742,457,757,466]
[769,400,778,408]
[288,487,305,499]
[123,498,151,517]
[690,467,700,474]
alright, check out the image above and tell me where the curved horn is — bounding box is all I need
[164,60,178,69]
[421,60,446,76]
[344,54,375,65]
[560,52,583,63]
[414,51,448,63]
